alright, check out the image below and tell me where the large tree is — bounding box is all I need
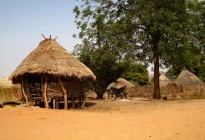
[73,0,198,99]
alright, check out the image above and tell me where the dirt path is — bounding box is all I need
[0,99,205,140]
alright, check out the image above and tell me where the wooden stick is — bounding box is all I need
[54,36,58,41]
[56,99,59,109]
[43,76,49,109]
[81,82,86,109]
[81,95,86,109]
[53,98,56,109]
[21,78,29,106]
[78,98,81,108]
[72,98,75,109]
[58,78,68,109]
[41,34,47,40]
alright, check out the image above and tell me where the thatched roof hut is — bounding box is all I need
[10,37,96,109]
[159,74,171,87]
[106,78,135,90]
[10,39,95,83]
[104,78,135,99]
[174,70,203,85]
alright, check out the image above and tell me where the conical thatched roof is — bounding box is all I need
[10,38,96,83]
[107,78,135,90]
[174,70,203,85]
[159,74,171,87]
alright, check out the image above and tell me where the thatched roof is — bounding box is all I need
[174,70,203,85]
[159,74,171,87]
[107,78,135,90]
[10,38,96,83]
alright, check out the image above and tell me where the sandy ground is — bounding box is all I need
[0,98,205,140]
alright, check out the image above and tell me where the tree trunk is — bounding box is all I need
[153,52,161,99]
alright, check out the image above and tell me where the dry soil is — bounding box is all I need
[0,98,205,140]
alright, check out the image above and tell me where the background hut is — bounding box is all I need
[106,78,135,90]
[0,77,14,87]
[10,37,96,109]
[174,70,203,85]
[159,74,171,87]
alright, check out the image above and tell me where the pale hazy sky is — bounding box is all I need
[0,0,81,77]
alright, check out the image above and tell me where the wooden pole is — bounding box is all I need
[54,36,58,41]
[81,96,86,109]
[81,82,86,109]
[58,78,68,109]
[53,98,56,109]
[43,76,49,109]
[21,78,29,106]
[41,34,47,40]
[71,98,75,109]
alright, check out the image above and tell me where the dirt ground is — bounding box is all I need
[0,98,205,140]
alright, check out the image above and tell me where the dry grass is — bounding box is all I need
[0,87,20,103]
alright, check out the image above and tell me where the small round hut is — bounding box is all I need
[106,78,135,90]
[9,37,96,109]
[159,74,171,87]
[174,70,203,85]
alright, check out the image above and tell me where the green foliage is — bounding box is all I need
[122,64,149,86]
[167,54,205,82]
[72,42,149,97]
[73,43,127,97]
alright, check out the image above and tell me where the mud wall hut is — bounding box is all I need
[10,37,96,109]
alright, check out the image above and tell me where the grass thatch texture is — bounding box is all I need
[0,87,21,103]
[175,70,203,85]
[10,39,96,83]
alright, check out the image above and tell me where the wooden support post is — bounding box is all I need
[56,99,59,109]
[53,98,56,109]
[81,96,86,109]
[43,76,49,109]
[58,78,68,109]
[21,78,29,106]
[78,98,81,109]
[80,82,86,109]
[71,98,75,109]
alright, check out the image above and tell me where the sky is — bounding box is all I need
[0,0,157,78]
[0,0,81,77]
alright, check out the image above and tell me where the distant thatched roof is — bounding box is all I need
[174,70,203,85]
[0,77,14,87]
[159,74,171,87]
[10,38,96,83]
[107,78,135,90]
